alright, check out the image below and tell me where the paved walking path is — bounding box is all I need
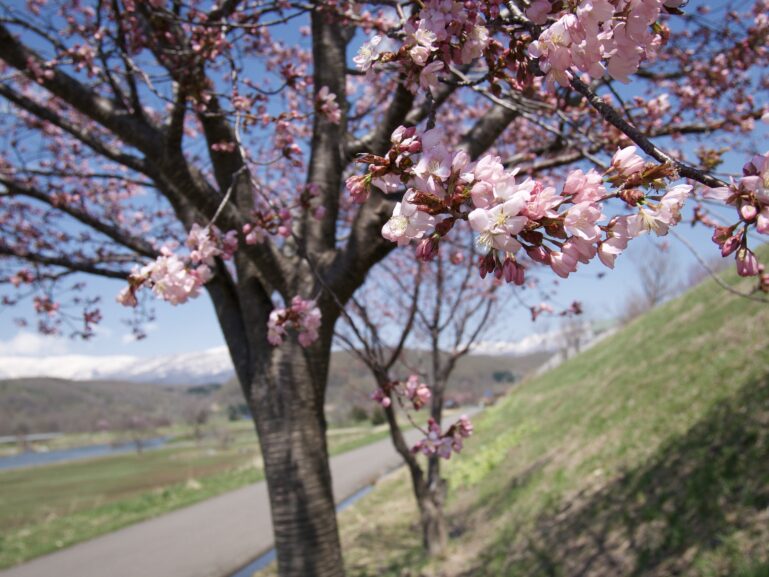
[0,429,424,577]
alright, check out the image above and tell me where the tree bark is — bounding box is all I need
[417,480,448,556]
[380,377,449,557]
[247,335,345,577]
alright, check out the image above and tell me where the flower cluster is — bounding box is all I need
[370,376,472,460]
[371,374,432,411]
[705,152,769,286]
[267,296,322,347]
[353,0,494,94]
[349,128,691,283]
[316,86,341,125]
[117,224,237,307]
[527,0,679,89]
[240,184,326,246]
[412,415,474,459]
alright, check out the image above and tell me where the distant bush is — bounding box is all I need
[348,405,369,423]
[492,370,516,384]
[370,409,386,426]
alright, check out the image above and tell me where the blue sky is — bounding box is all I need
[0,216,737,359]
[0,3,766,359]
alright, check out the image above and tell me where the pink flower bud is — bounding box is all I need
[370,388,391,408]
[736,248,760,277]
[450,251,464,265]
[611,146,645,177]
[478,253,496,279]
[514,263,525,286]
[345,174,370,204]
[526,245,549,263]
[415,237,438,261]
[721,235,741,257]
[405,375,431,410]
[739,203,757,221]
[502,258,516,283]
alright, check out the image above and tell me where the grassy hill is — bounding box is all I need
[316,254,769,577]
[0,378,199,435]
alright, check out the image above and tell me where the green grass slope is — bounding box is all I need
[326,254,769,577]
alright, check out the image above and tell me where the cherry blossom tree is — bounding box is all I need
[1,1,768,576]
[336,239,504,554]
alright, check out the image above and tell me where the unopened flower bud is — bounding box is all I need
[526,245,549,263]
[721,235,741,257]
[736,247,760,277]
[415,237,438,261]
[739,203,757,222]
[478,252,496,278]
[619,188,645,207]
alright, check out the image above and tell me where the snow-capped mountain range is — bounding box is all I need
[0,325,599,386]
[0,346,235,386]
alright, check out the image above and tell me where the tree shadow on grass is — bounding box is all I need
[463,374,769,577]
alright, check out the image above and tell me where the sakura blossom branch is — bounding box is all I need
[568,75,727,189]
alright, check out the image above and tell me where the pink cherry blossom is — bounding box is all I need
[526,0,551,25]
[346,174,371,204]
[371,388,392,408]
[757,207,769,234]
[382,193,436,246]
[266,296,322,348]
[353,35,383,71]
[611,146,645,177]
[563,201,604,241]
[598,217,632,269]
[419,60,444,95]
[243,223,267,245]
[562,169,606,204]
[317,86,341,125]
[468,198,528,254]
[550,249,579,278]
[405,375,432,410]
[187,224,219,265]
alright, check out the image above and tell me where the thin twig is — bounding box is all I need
[569,76,727,189]
[670,230,769,303]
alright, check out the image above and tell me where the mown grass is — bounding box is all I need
[0,422,388,569]
[318,249,769,577]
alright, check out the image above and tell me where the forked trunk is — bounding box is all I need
[417,478,448,556]
[248,337,345,577]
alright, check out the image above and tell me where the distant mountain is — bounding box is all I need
[0,347,234,387]
[0,324,610,386]
[0,345,558,434]
[0,378,197,435]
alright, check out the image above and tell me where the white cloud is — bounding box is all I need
[0,332,70,356]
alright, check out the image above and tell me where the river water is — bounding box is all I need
[0,437,169,471]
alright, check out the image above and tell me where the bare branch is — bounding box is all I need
[0,84,148,174]
[0,177,158,258]
[0,244,131,280]
[0,23,162,154]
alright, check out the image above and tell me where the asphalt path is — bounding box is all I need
[0,427,427,577]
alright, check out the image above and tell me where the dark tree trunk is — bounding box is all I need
[380,375,449,557]
[417,480,448,556]
[247,335,345,577]
[421,373,449,556]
